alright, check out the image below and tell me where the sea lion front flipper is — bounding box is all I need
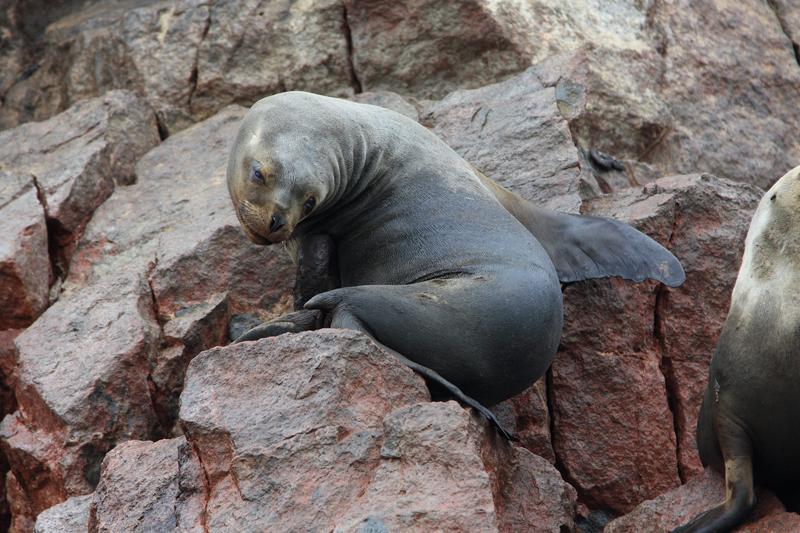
[670,415,756,533]
[292,233,340,309]
[233,309,324,343]
[520,208,686,287]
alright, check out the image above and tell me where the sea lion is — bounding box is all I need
[672,165,800,533]
[227,91,685,437]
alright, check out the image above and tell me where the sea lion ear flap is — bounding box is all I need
[523,208,686,287]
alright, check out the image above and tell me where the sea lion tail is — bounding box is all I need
[473,167,685,287]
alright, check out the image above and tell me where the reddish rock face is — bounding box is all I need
[89,437,203,533]
[1,2,795,528]
[1,272,160,515]
[0,91,159,274]
[56,332,578,532]
[68,104,295,432]
[178,330,576,532]
[0,101,295,522]
[547,174,761,513]
[0,173,50,330]
[606,468,800,533]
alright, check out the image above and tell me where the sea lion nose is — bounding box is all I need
[269,214,286,233]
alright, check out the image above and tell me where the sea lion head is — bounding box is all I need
[226,94,338,245]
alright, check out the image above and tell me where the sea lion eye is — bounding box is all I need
[303,196,317,216]
[250,166,266,185]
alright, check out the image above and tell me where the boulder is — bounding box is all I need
[343,0,531,98]
[650,175,761,478]
[0,0,354,135]
[0,271,160,516]
[549,174,761,513]
[0,90,159,274]
[0,172,50,329]
[423,66,596,213]
[34,495,91,533]
[533,1,800,190]
[89,437,203,533]
[647,0,800,188]
[68,104,295,431]
[5,471,34,533]
[177,329,576,531]
[605,468,800,533]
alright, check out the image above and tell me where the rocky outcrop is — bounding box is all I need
[82,331,576,532]
[0,90,160,280]
[0,99,294,526]
[422,65,594,213]
[1,0,356,135]
[4,1,799,192]
[549,174,761,513]
[2,1,796,530]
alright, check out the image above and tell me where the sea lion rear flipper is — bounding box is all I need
[472,167,685,287]
[521,208,686,287]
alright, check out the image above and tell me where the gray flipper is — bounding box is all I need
[521,207,686,287]
[473,168,685,287]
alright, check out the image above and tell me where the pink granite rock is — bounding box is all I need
[0,173,50,329]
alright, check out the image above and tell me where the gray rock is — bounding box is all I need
[34,494,91,533]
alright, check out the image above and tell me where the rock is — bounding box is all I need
[335,401,498,532]
[482,439,577,533]
[550,173,761,513]
[0,172,50,329]
[648,0,800,188]
[90,437,204,533]
[352,91,420,121]
[771,1,800,53]
[536,2,800,190]
[0,103,297,518]
[192,0,354,124]
[34,495,91,533]
[179,330,429,531]
[0,90,159,274]
[343,0,531,99]
[0,331,17,532]
[0,271,160,516]
[650,175,762,478]
[605,468,800,533]
[552,279,680,514]
[0,0,354,135]
[493,380,555,464]
[178,330,577,531]
[423,66,594,213]
[5,471,34,533]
